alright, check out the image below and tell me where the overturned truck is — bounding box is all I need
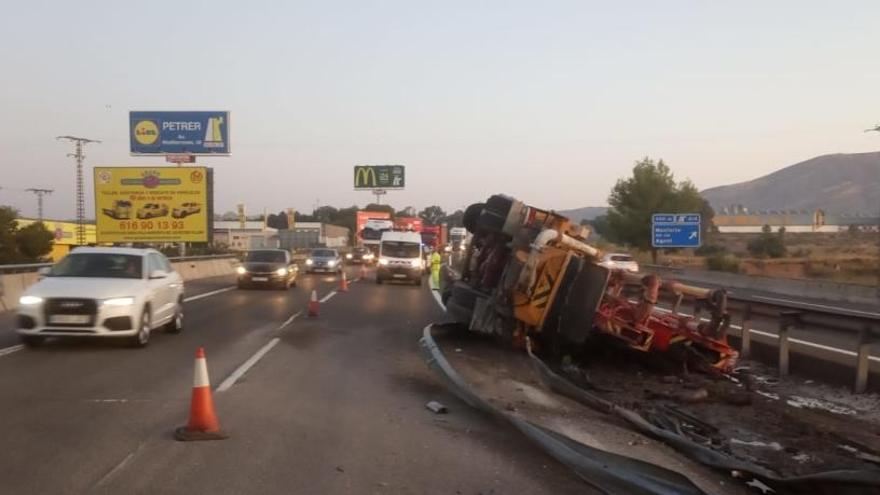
[442,194,737,372]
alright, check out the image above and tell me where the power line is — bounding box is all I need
[25,188,53,221]
[57,135,100,245]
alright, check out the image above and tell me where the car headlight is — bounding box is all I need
[327,260,336,267]
[378,258,389,266]
[346,253,353,259]
[410,259,421,268]
[364,253,374,260]
[236,266,247,275]
[103,297,135,307]
[444,245,452,252]
[276,267,288,276]
[19,295,43,305]
[305,259,314,265]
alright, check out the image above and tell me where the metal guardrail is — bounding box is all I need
[639,281,880,394]
[0,254,237,274]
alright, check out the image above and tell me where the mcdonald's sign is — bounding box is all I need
[353,165,405,190]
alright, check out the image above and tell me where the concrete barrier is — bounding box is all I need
[0,258,237,312]
[644,265,879,305]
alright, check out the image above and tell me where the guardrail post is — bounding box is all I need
[740,303,752,359]
[671,293,684,315]
[778,311,801,378]
[854,325,875,394]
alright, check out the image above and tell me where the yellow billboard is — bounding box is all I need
[94,167,210,243]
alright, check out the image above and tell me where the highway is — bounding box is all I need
[0,267,588,494]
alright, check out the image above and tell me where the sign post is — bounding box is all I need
[652,214,701,248]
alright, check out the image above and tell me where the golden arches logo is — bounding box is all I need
[133,120,159,145]
[354,166,378,188]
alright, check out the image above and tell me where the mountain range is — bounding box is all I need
[560,152,880,220]
[701,152,880,214]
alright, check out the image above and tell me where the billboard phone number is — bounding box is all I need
[119,220,185,231]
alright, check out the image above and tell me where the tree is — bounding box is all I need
[363,203,395,217]
[266,211,288,230]
[604,157,710,263]
[0,206,18,263]
[0,206,54,263]
[395,206,416,217]
[419,205,446,226]
[442,209,465,227]
[15,223,54,261]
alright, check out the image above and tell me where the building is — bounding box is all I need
[15,218,97,261]
[278,222,350,250]
[213,221,279,251]
[713,208,879,233]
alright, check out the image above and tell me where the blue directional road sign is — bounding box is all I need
[652,213,701,248]
[130,111,230,155]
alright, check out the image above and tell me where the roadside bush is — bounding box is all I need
[747,234,787,258]
[695,244,726,256]
[706,253,740,273]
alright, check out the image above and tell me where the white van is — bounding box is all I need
[377,231,424,285]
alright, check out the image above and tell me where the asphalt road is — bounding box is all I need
[0,267,588,494]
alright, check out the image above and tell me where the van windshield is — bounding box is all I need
[382,241,420,258]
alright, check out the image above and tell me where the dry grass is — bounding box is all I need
[616,232,880,286]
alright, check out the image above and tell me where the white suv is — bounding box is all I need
[16,247,184,348]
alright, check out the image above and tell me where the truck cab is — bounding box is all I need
[376,231,424,285]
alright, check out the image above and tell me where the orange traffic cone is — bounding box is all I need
[339,271,349,292]
[175,347,228,441]
[308,290,319,317]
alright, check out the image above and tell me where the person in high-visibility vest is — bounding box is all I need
[430,249,442,289]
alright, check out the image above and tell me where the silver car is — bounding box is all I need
[304,248,343,274]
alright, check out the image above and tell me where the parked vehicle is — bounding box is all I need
[171,202,201,218]
[136,203,169,219]
[101,200,133,220]
[376,231,424,285]
[236,249,298,289]
[16,247,184,348]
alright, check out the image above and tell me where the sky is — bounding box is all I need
[1,0,879,220]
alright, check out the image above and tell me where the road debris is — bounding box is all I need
[425,401,448,414]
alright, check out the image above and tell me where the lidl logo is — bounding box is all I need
[133,120,159,145]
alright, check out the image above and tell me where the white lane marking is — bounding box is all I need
[216,338,280,393]
[750,295,880,318]
[0,344,24,357]
[278,311,302,330]
[319,291,337,303]
[429,276,445,310]
[652,305,880,362]
[184,286,236,303]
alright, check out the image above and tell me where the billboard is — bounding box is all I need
[353,165,405,190]
[130,111,230,155]
[94,167,212,243]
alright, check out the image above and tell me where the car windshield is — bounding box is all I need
[245,251,287,263]
[49,253,143,279]
[353,248,369,254]
[311,249,336,258]
[382,241,421,258]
